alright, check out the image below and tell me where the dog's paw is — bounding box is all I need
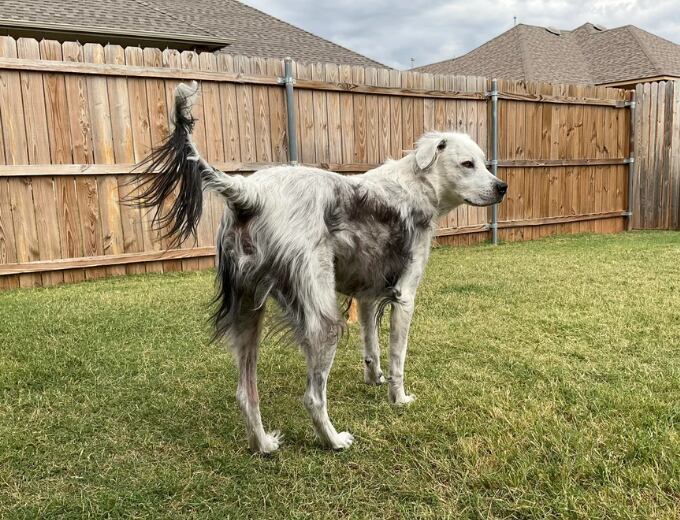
[330,431,354,450]
[258,430,283,454]
[389,391,416,406]
[364,369,386,386]
[395,394,416,406]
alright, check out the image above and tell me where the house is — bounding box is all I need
[0,0,383,67]
[414,23,680,89]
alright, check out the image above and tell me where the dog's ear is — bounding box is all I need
[415,136,447,170]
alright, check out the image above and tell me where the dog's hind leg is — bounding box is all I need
[358,298,385,385]
[231,307,281,454]
[296,273,353,450]
[303,336,354,450]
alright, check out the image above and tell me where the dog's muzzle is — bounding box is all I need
[494,181,508,203]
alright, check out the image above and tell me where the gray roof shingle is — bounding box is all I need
[0,0,384,67]
[415,23,680,85]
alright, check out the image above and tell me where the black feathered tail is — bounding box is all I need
[128,82,207,246]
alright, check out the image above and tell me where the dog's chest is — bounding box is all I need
[330,221,416,297]
[324,181,433,297]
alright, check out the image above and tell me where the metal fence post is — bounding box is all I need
[626,92,636,231]
[489,78,499,245]
[283,57,299,165]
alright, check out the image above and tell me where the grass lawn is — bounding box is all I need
[1,231,679,519]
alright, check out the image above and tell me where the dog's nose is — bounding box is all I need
[497,182,508,196]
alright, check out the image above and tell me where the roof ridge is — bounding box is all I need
[132,0,224,42]
[515,24,531,80]
[626,25,663,76]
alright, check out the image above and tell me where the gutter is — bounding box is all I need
[0,18,232,51]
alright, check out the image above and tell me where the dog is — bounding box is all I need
[134,82,507,453]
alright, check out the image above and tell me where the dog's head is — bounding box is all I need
[414,132,507,212]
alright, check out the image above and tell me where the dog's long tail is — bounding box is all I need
[131,81,259,245]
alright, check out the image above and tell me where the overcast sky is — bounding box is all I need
[242,0,680,69]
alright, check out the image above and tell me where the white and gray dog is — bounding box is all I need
[135,82,507,453]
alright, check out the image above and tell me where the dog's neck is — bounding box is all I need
[363,154,463,223]
[402,154,463,217]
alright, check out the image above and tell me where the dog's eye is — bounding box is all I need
[437,140,447,151]
[461,161,475,168]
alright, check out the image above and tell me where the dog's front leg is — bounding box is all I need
[388,297,416,405]
[358,299,385,385]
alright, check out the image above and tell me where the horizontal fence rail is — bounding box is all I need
[0,56,630,106]
[0,36,636,289]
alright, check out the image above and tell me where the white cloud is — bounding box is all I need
[243,0,680,69]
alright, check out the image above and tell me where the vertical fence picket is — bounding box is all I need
[17,38,64,286]
[325,62,343,165]
[40,39,85,283]
[105,44,145,276]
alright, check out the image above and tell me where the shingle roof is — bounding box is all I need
[0,0,384,67]
[414,23,680,85]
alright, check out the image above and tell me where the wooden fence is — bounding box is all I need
[495,80,631,242]
[0,36,633,289]
[631,81,680,230]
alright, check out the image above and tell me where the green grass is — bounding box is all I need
[1,232,679,519]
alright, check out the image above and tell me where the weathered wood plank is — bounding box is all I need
[250,56,273,163]
[173,50,205,273]
[124,45,162,274]
[0,177,19,288]
[365,67,380,165]
[0,36,40,289]
[311,62,330,164]
[389,69,403,160]
[498,90,625,107]
[216,54,241,162]
[639,82,652,228]
[412,71,425,147]
[268,58,288,163]
[40,39,85,283]
[0,246,215,275]
[105,44,145,275]
[0,161,382,176]
[352,66,367,163]
[197,51,227,271]
[454,75,470,244]
[524,81,541,239]
[296,61,316,163]
[62,42,94,163]
[339,64,355,164]
[141,46,175,274]
[17,38,64,286]
[325,62,343,164]
[401,71,415,154]
[661,82,674,229]
[0,56,284,85]
[498,211,627,228]
[670,83,680,229]
[377,67,391,162]
[63,41,106,280]
[84,43,125,279]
